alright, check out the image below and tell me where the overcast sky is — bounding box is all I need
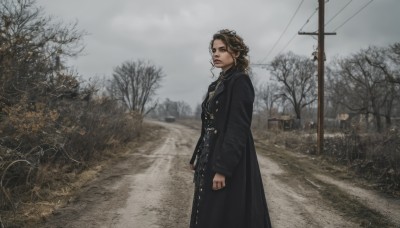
[35,0,400,111]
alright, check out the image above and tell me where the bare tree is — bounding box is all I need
[327,46,399,132]
[194,103,202,118]
[256,82,280,117]
[176,100,192,118]
[160,98,178,117]
[326,64,348,117]
[152,98,192,118]
[364,46,400,126]
[0,0,84,105]
[108,60,164,115]
[381,44,400,118]
[373,43,400,85]
[389,43,400,64]
[268,52,317,120]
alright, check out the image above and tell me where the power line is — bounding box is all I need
[299,0,330,32]
[325,0,353,27]
[277,6,319,55]
[278,0,338,55]
[255,0,330,65]
[276,32,298,55]
[258,0,304,64]
[333,0,374,32]
[299,7,319,32]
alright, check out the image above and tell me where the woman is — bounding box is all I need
[189,29,272,228]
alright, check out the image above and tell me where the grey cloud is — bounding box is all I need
[36,0,400,110]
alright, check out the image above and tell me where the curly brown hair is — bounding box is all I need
[209,29,250,72]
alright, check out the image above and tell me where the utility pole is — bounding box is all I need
[299,0,336,155]
[317,0,325,156]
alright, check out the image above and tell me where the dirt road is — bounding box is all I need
[43,121,400,228]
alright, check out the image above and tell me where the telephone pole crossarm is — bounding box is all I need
[298,32,337,36]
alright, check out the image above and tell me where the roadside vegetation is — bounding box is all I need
[0,0,164,226]
[251,43,400,196]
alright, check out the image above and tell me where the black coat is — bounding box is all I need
[190,67,272,228]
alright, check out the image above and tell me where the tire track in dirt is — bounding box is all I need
[314,174,400,226]
[255,141,398,228]
[257,154,358,227]
[113,122,195,228]
[41,121,169,228]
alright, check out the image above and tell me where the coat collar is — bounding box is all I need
[202,67,240,108]
[212,66,239,95]
[202,67,242,109]
[217,66,238,82]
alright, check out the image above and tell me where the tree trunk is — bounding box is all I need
[375,114,382,132]
[385,115,391,128]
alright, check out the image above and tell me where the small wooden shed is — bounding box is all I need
[267,115,294,130]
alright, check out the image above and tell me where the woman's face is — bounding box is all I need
[211,39,237,72]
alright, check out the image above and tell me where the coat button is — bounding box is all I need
[216,100,219,104]
[216,108,219,112]
[214,129,218,134]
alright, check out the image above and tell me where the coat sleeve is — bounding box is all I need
[190,112,205,165]
[212,74,254,177]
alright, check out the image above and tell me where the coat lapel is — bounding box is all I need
[208,81,224,111]
[212,81,225,101]
[202,67,237,111]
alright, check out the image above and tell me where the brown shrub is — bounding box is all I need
[257,128,400,193]
[0,92,142,211]
[315,130,399,193]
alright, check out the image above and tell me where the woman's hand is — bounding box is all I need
[212,173,226,190]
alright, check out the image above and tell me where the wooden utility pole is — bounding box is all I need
[317,0,325,155]
[299,0,336,155]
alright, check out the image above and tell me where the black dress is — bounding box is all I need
[189,67,272,228]
[190,84,220,227]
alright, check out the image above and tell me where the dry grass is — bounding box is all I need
[1,121,165,227]
[254,128,400,196]
[254,135,394,227]
[0,74,151,226]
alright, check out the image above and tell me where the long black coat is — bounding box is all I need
[190,67,272,228]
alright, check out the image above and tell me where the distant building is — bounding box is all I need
[337,113,350,129]
[267,115,294,130]
[164,116,176,123]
